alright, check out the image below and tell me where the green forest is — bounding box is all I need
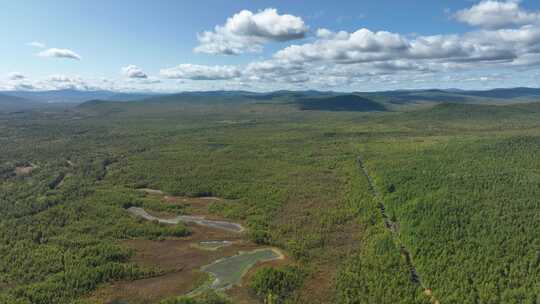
[2,98,540,303]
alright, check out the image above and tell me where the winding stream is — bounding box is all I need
[127,207,245,233]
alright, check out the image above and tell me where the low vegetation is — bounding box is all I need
[249,265,305,304]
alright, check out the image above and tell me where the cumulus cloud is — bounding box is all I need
[138,77,161,84]
[160,64,241,80]
[316,28,333,39]
[12,2,540,91]
[275,28,411,63]
[28,41,46,48]
[269,1,540,73]
[47,75,79,83]
[121,65,148,78]
[16,83,37,90]
[274,25,540,69]
[8,72,25,80]
[38,48,81,60]
[0,74,172,92]
[45,74,89,89]
[246,60,305,75]
[195,8,308,55]
[454,0,540,29]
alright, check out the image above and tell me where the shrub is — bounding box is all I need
[250,266,304,304]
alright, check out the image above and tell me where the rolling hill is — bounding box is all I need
[0,93,39,112]
[0,89,159,104]
[296,94,387,111]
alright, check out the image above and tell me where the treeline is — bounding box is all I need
[249,265,305,304]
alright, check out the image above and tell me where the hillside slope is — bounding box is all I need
[297,94,387,112]
[0,93,39,112]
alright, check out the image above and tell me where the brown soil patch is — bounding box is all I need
[269,193,363,304]
[89,222,259,304]
[125,230,249,270]
[91,271,206,304]
[15,166,33,176]
[294,264,336,304]
[166,196,214,211]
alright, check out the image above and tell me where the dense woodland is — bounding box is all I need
[1,98,540,303]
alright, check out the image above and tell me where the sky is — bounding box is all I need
[1,0,540,92]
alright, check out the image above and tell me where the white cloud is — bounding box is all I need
[194,8,308,55]
[160,64,241,80]
[275,28,410,63]
[121,65,148,78]
[14,83,37,91]
[47,75,80,82]
[138,77,161,84]
[454,0,540,29]
[45,74,89,89]
[9,3,540,92]
[316,28,333,39]
[274,25,540,68]
[467,25,540,46]
[8,72,25,80]
[126,76,161,84]
[28,41,46,48]
[38,48,81,60]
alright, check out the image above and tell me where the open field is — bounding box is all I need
[2,97,540,303]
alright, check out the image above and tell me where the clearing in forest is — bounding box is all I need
[90,191,286,303]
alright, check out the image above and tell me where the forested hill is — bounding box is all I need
[296,94,387,111]
[0,93,38,112]
[4,87,540,113]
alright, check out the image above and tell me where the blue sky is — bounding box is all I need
[1,0,540,92]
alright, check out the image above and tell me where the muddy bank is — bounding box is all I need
[15,163,36,176]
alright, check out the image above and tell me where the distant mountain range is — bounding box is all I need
[357,87,540,105]
[0,93,40,112]
[0,89,158,104]
[2,87,540,112]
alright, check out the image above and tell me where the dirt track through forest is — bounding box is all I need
[357,156,440,304]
